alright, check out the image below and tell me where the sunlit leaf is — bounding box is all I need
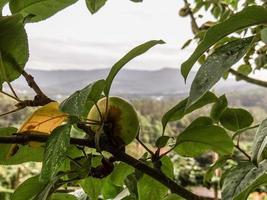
[181,6,267,80]
[222,161,267,200]
[80,177,103,200]
[9,0,78,22]
[187,37,252,107]
[175,118,234,156]
[219,108,253,131]
[111,162,134,187]
[162,91,217,132]
[40,124,71,182]
[60,80,105,118]
[252,118,267,164]
[104,40,165,96]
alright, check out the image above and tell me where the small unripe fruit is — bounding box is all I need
[88,96,139,145]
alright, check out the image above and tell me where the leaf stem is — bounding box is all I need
[0,90,19,101]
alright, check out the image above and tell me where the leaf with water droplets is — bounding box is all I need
[187,37,253,107]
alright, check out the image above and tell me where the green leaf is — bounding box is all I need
[137,174,168,200]
[162,91,217,132]
[129,0,143,2]
[0,127,44,165]
[163,194,185,200]
[261,27,267,44]
[9,0,78,22]
[252,118,267,164]
[160,156,174,179]
[60,80,105,118]
[181,6,267,80]
[204,155,231,184]
[219,108,254,131]
[236,64,252,81]
[11,175,47,200]
[40,124,71,182]
[210,95,228,122]
[80,177,103,200]
[101,177,123,199]
[110,162,134,187]
[85,0,107,14]
[51,194,77,200]
[222,161,267,200]
[187,37,253,107]
[155,136,170,148]
[185,116,213,130]
[175,120,234,156]
[0,14,28,86]
[104,40,165,96]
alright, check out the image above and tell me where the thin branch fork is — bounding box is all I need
[0,133,213,200]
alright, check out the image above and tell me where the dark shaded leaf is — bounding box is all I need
[219,108,253,131]
[187,37,252,107]
[0,14,28,86]
[104,40,165,96]
[181,6,267,80]
[85,0,107,14]
[155,136,170,148]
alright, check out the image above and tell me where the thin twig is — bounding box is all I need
[229,68,267,88]
[6,82,20,100]
[0,107,24,117]
[136,137,154,156]
[159,145,176,158]
[183,0,200,34]
[234,144,251,161]
[232,124,260,139]
[0,90,19,101]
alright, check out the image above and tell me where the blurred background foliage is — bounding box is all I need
[1,87,267,199]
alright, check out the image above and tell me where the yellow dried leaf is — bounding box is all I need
[7,102,68,158]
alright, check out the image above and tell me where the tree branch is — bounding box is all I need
[0,133,213,200]
[229,68,267,88]
[183,0,199,34]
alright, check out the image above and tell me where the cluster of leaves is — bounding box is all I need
[1,0,267,200]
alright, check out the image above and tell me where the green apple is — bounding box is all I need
[88,96,139,145]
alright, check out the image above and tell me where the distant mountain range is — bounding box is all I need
[12,68,253,99]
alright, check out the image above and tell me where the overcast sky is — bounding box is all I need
[18,0,195,71]
[3,0,267,80]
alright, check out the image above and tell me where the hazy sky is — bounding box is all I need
[3,0,267,80]
[17,0,194,71]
